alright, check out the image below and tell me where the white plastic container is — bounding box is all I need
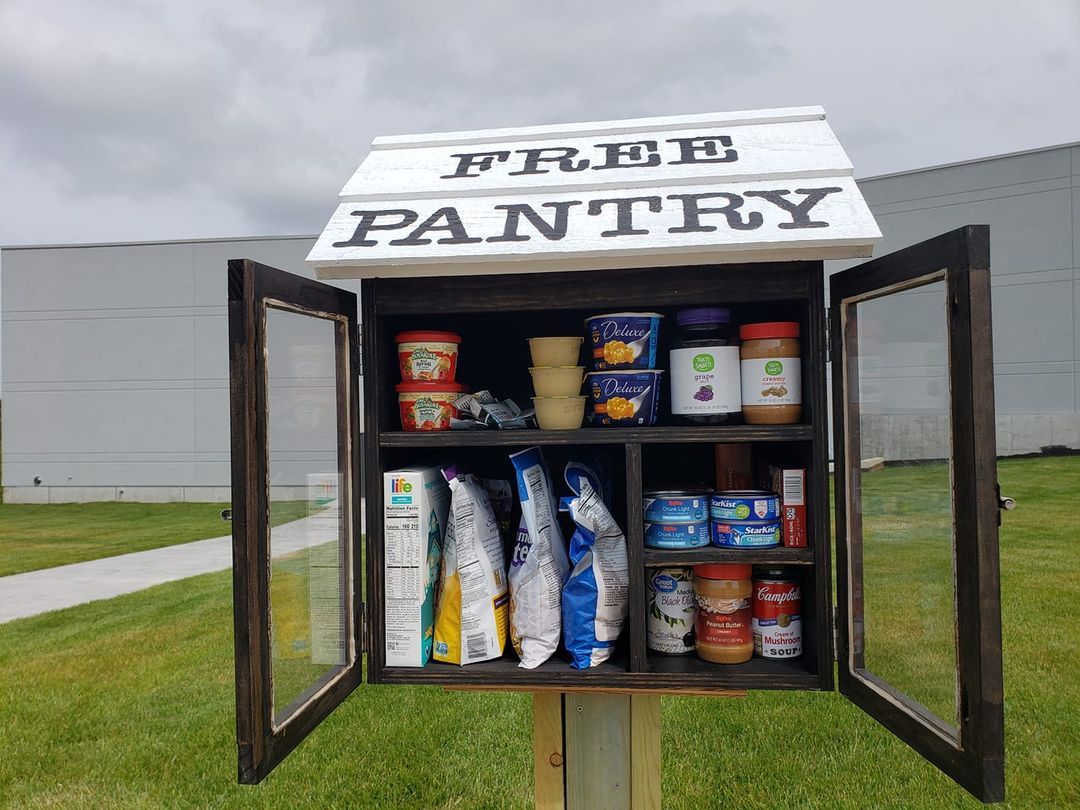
[529,365,584,397]
[528,337,583,367]
[532,396,586,430]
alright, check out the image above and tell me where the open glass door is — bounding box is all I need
[830,226,1005,803]
[228,259,363,784]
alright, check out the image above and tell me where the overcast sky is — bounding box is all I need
[1,0,1078,246]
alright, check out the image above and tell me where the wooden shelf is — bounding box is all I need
[379,424,813,447]
[377,649,820,691]
[643,547,815,567]
[645,651,817,689]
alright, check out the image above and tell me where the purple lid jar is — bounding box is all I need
[676,307,732,328]
[670,306,739,426]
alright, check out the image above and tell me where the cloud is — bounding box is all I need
[0,0,1077,244]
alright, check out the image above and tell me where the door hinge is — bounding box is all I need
[824,308,832,362]
[832,609,839,661]
[355,322,364,376]
[359,600,367,654]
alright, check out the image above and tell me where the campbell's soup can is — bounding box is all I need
[752,572,802,659]
[646,567,696,654]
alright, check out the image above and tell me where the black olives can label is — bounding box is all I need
[646,567,696,654]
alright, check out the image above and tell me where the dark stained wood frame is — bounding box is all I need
[361,262,835,693]
[830,226,1005,803]
[228,259,364,784]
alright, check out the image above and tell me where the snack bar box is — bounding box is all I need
[227,107,1007,801]
[382,466,450,667]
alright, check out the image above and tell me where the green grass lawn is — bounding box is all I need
[0,500,310,577]
[0,456,1076,808]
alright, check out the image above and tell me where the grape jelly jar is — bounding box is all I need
[669,307,741,424]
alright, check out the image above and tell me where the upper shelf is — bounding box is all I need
[378,424,813,447]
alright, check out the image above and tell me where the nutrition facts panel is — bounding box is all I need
[384,513,422,598]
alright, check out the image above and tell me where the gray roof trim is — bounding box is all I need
[857,139,1080,183]
[1,233,318,252]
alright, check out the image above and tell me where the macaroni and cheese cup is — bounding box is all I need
[586,370,663,426]
[585,312,663,370]
[532,396,586,430]
[529,366,584,398]
[528,337,583,367]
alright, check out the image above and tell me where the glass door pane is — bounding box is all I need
[265,305,350,726]
[843,277,958,733]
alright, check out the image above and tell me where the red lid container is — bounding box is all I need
[395,330,462,344]
[739,322,800,341]
[396,331,462,382]
[695,563,752,580]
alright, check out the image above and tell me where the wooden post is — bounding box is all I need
[629,695,661,810]
[534,692,661,810]
[533,692,566,810]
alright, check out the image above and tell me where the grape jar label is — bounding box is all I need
[669,346,740,415]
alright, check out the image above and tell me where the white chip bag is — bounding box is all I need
[508,447,569,669]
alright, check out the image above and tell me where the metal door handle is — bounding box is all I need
[998,496,1015,511]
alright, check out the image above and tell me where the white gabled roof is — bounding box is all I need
[308,106,881,278]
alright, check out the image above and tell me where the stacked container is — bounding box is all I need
[643,490,711,549]
[394,331,463,431]
[584,312,665,426]
[710,490,782,548]
[527,337,586,430]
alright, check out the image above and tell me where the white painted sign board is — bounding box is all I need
[308,106,881,279]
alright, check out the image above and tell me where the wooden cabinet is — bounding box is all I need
[226,108,1005,802]
[228,227,1004,801]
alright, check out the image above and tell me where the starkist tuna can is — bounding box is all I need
[710,491,781,522]
[711,519,782,548]
[644,521,711,549]
[586,312,663,370]
[643,490,711,523]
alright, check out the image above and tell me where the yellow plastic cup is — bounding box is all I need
[528,337,583,367]
[529,366,585,398]
[532,396,586,430]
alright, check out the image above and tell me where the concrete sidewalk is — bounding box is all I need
[0,512,348,624]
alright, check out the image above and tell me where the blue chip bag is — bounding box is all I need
[561,462,629,669]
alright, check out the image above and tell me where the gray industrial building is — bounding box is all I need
[3,141,1078,503]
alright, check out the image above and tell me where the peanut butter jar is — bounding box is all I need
[694,563,753,664]
[739,322,802,424]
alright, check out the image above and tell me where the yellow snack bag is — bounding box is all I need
[433,471,509,665]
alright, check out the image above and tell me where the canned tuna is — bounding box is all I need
[710,490,781,521]
[711,520,781,548]
[643,490,711,523]
[645,521,711,549]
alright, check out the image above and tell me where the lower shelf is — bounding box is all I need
[377,649,820,692]
[646,651,812,680]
